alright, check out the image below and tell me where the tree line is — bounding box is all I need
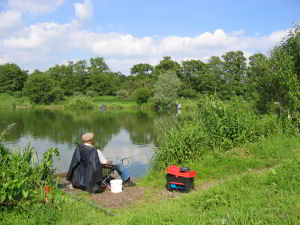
[0,25,299,115]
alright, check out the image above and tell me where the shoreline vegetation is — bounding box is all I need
[0,94,197,110]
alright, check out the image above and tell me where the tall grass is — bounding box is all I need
[0,126,60,208]
[65,96,95,110]
[153,95,296,169]
[0,94,30,108]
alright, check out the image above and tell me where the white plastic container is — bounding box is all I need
[110,179,122,193]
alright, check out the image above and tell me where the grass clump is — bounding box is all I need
[0,126,60,208]
[153,95,296,169]
[65,96,95,110]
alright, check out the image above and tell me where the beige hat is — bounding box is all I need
[82,132,94,142]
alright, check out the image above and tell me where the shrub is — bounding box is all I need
[116,89,129,99]
[154,120,208,169]
[0,126,60,207]
[153,71,181,110]
[23,72,56,104]
[49,87,64,104]
[85,90,97,97]
[135,88,151,105]
[65,96,94,110]
[73,91,84,97]
[177,88,198,99]
[13,91,22,98]
[197,95,266,149]
[153,95,283,169]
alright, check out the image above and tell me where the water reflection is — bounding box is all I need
[0,108,157,177]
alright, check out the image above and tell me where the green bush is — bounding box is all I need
[13,91,22,98]
[85,90,97,97]
[154,120,208,168]
[65,96,95,110]
[0,127,59,207]
[153,71,181,110]
[153,95,283,169]
[49,87,64,104]
[116,89,129,99]
[178,88,198,99]
[23,72,65,105]
[73,91,84,97]
[135,88,151,105]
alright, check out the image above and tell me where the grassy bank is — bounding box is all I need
[0,94,31,108]
[0,94,197,110]
[1,134,299,225]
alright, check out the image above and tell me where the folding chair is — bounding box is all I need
[100,164,114,190]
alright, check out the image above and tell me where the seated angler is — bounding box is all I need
[66,132,135,192]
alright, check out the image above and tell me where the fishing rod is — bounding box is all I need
[116,152,147,164]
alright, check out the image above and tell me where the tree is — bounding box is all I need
[205,56,226,97]
[135,88,151,105]
[180,60,208,90]
[23,72,62,104]
[255,24,300,119]
[88,57,110,74]
[91,72,119,96]
[73,60,89,94]
[47,64,78,96]
[247,53,268,99]
[131,63,154,76]
[0,63,28,94]
[154,56,181,75]
[153,71,181,109]
[222,51,247,97]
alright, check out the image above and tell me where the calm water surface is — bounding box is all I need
[0,108,160,178]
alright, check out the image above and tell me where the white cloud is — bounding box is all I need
[74,0,93,20]
[0,16,288,74]
[0,10,21,30]
[7,0,64,14]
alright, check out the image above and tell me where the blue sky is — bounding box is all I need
[0,0,299,74]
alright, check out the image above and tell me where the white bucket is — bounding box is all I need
[110,179,122,193]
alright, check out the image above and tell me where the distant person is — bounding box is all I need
[66,132,135,192]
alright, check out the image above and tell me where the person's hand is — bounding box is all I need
[106,160,113,165]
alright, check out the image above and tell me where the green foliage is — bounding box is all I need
[131,63,154,76]
[49,87,65,104]
[116,89,129,99]
[23,72,60,104]
[154,119,208,168]
[135,88,151,105]
[88,57,110,74]
[13,91,23,98]
[85,90,97,97]
[0,126,60,207]
[91,72,119,96]
[178,88,198,99]
[154,56,181,75]
[0,63,28,95]
[153,71,181,110]
[197,95,276,149]
[255,24,300,131]
[65,96,95,110]
[153,95,283,168]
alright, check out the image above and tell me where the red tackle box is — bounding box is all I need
[166,165,196,192]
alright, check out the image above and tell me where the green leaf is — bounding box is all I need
[22,189,29,199]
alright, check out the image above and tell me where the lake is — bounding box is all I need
[0,108,160,178]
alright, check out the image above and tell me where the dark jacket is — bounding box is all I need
[66,144,103,193]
